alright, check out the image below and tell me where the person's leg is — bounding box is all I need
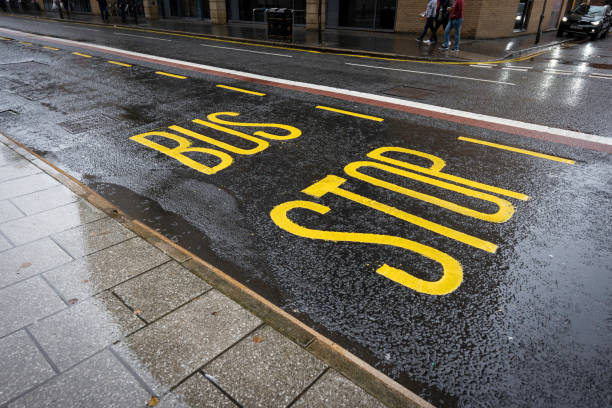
[430,18,438,42]
[453,18,464,50]
[418,17,433,41]
[442,19,453,48]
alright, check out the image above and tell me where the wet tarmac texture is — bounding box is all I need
[1,24,611,408]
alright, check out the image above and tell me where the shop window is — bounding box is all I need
[327,0,396,30]
[514,0,533,31]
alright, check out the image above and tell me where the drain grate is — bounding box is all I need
[58,114,117,134]
[383,86,433,99]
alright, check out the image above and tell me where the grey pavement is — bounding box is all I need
[0,136,388,407]
[11,9,570,61]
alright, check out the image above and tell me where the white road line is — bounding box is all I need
[470,64,494,68]
[590,72,612,78]
[346,62,516,85]
[114,32,172,42]
[590,74,612,80]
[502,67,528,72]
[505,65,531,69]
[200,44,292,58]
[0,27,608,148]
[544,70,572,75]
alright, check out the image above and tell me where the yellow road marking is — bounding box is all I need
[108,60,132,67]
[216,84,265,96]
[19,41,32,45]
[6,13,556,66]
[43,46,59,50]
[72,52,92,58]
[155,71,187,79]
[0,36,11,40]
[458,137,575,165]
[316,106,384,122]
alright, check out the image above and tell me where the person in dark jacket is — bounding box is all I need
[434,0,452,40]
[97,0,109,21]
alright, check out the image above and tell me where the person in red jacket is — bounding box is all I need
[441,0,464,51]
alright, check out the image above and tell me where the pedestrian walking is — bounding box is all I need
[441,0,463,51]
[417,0,438,45]
[97,0,109,21]
[118,0,127,22]
[434,0,452,40]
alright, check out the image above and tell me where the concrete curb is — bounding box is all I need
[7,12,560,63]
[0,130,435,408]
[501,37,576,60]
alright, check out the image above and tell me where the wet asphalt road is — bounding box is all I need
[1,15,611,408]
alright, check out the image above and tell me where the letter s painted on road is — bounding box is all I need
[270,200,463,296]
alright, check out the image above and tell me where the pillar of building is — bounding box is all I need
[89,0,101,16]
[305,0,326,31]
[209,0,227,24]
[143,0,159,19]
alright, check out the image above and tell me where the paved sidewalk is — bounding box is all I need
[5,10,572,61]
[0,135,394,407]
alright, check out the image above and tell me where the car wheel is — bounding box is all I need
[557,29,564,37]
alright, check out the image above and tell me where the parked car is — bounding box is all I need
[557,4,611,40]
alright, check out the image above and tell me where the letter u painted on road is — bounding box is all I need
[270,200,463,296]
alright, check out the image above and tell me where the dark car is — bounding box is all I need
[557,4,612,40]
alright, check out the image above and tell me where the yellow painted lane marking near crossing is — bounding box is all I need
[155,71,187,79]
[0,36,11,40]
[19,41,32,45]
[458,137,575,165]
[43,46,59,50]
[316,106,384,122]
[72,52,92,58]
[216,84,265,96]
[108,60,132,67]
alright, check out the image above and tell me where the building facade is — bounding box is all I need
[38,0,595,39]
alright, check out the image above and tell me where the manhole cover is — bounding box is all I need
[384,86,433,99]
[58,114,117,134]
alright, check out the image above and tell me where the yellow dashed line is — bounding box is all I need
[43,46,60,50]
[0,36,11,40]
[72,52,92,58]
[19,41,32,45]
[155,71,187,79]
[108,60,132,67]
[316,105,384,122]
[458,137,575,165]
[216,84,265,96]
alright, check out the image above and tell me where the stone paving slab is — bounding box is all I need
[29,291,145,371]
[205,324,327,408]
[10,184,78,215]
[115,290,262,391]
[51,217,136,259]
[0,277,67,338]
[43,237,170,301]
[113,260,211,322]
[0,233,12,252]
[0,330,56,406]
[0,199,24,224]
[0,199,105,245]
[292,369,387,408]
[0,160,40,183]
[0,238,73,288]
[7,350,151,408]
[0,173,59,201]
[158,374,238,408]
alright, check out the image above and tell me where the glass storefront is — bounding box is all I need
[327,0,396,30]
[226,0,306,24]
[159,0,210,18]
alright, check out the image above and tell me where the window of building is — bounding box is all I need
[327,0,396,30]
[514,0,533,31]
[227,0,306,24]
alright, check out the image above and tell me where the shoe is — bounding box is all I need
[452,48,459,52]
[439,45,449,50]
[423,40,431,45]
[416,38,423,42]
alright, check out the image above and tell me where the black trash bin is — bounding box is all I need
[266,8,293,40]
